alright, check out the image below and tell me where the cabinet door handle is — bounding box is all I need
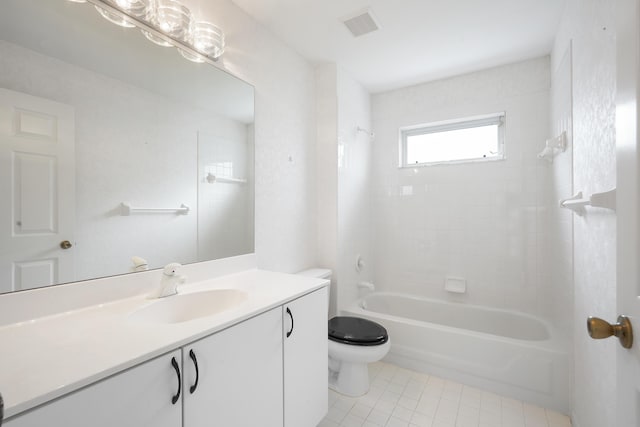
[171,357,181,404]
[189,349,199,394]
[286,307,294,338]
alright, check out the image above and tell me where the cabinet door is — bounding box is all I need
[5,350,182,427]
[183,307,283,427]
[284,288,328,427]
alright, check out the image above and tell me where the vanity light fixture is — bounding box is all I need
[67,0,225,62]
[114,0,154,21]
[180,21,225,62]
[95,5,137,27]
[142,0,192,47]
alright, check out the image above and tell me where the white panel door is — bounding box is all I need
[284,288,328,427]
[0,88,75,292]
[183,307,283,427]
[616,0,640,425]
[4,350,182,427]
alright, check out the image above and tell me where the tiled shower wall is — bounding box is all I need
[370,57,554,320]
[315,64,373,315]
[552,0,617,425]
[542,45,574,343]
[336,68,373,313]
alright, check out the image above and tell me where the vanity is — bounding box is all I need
[0,255,329,427]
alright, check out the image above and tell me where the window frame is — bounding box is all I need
[399,113,506,167]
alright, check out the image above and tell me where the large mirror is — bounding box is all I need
[0,0,255,293]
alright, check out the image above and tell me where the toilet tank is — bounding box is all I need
[297,268,332,314]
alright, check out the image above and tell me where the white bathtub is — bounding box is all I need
[343,292,571,413]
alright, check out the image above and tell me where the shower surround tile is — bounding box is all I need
[371,57,554,322]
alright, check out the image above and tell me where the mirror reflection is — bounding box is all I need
[0,0,255,294]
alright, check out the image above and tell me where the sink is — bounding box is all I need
[129,289,248,324]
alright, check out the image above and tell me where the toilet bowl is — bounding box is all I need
[297,268,390,397]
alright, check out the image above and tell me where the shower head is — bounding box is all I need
[357,126,375,140]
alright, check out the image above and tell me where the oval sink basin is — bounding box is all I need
[129,289,248,324]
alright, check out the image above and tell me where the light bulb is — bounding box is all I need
[179,21,225,62]
[95,6,136,27]
[142,0,193,46]
[113,0,153,20]
[115,0,135,8]
[95,0,152,28]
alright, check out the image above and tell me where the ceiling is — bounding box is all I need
[231,0,567,93]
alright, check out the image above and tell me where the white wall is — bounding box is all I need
[315,64,372,315]
[371,58,552,318]
[543,44,574,343]
[316,63,339,314]
[180,0,318,274]
[336,68,373,312]
[551,1,617,426]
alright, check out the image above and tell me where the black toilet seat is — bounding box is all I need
[328,316,388,346]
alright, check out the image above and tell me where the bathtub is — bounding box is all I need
[343,292,571,413]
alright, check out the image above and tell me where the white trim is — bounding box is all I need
[615,0,640,424]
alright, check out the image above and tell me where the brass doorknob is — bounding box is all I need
[587,315,633,349]
[60,240,73,250]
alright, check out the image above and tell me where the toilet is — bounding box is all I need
[297,268,390,397]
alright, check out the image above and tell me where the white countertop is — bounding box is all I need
[0,269,327,419]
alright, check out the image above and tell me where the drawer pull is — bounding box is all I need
[189,350,199,394]
[286,307,294,338]
[171,357,181,404]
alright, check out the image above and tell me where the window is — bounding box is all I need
[400,113,505,167]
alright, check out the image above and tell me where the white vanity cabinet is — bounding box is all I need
[5,349,183,427]
[3,286,328,427]
[182,289,328,427]
[283,287,328,427]
[182,307,284,427]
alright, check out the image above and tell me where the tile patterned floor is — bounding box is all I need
[318,362,571,427]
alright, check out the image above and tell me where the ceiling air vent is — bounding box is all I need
[342,8,380,37]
